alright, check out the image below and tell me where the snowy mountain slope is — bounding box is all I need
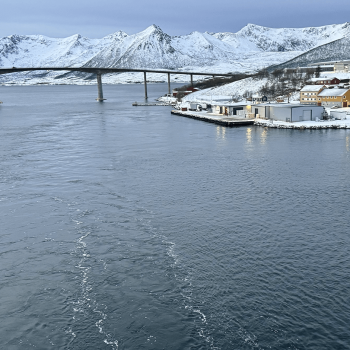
[210,22,350,52]
[1,22,350,85]
[0,31,126,68]
[170,31,239,62]
[268,36,350,70]
[84,26,250,70]
[84,25,186,69]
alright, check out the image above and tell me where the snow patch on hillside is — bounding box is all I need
[182,77,269,103]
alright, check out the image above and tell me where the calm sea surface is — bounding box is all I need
[1,84,350,350]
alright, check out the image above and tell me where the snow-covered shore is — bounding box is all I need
[172,109,350,129]
[255,117,350,129]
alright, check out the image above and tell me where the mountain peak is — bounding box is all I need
[142,24,164,35]
[103,31,128,41]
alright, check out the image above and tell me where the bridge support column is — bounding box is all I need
[168,73,171,95]
[96,73,106,102]
[144,72,148,100]
[190,74,193,87]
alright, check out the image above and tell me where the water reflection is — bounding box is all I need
[346,135,350,153]
[246,127,252,144]
[260,128,268,145]
[216,126,226,140]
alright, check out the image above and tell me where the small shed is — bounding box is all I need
[211,103,246,116]
[251,94,268,103]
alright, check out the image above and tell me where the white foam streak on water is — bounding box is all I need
[69,210,119,350]
[238,327,262,349]
[136,212,217,349]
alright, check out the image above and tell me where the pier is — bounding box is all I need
[171,110,255,127]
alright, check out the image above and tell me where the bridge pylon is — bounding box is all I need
[96,73,106,102]
[144,72,148,100]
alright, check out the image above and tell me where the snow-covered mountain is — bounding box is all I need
[268,36,350,71]
[0,32,126,68]
[210,22,350,52]
[1,23,350,85]
[84,25,183,69]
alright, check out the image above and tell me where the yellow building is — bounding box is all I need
[317,88,350,107]
[300,85,325,105]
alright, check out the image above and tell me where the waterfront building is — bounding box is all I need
[251,104,324,122]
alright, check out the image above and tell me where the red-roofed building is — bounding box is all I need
[310,77,340,85]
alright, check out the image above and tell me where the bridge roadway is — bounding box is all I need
[0,67,237,101]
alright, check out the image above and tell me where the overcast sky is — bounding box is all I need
[1,0,349,38]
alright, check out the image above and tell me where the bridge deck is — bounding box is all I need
[0,67,237,77]
[0,67,245,103]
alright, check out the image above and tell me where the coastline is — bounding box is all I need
[171,109,350,129]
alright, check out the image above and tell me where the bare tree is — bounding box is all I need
[243,90,252,99]
[315,65,321,78]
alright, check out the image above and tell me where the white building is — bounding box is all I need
[209,102,247,116]
[252,104,325,122]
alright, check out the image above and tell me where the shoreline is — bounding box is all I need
[172,110,350,129]
[0,81,184,87]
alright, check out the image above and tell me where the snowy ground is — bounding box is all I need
[181,76,300,104]
[157,95,177,104]
[182,77,268,103]
[182,70,350,106]
[255,117,350,129]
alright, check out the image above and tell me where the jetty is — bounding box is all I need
[132,102,172,106]
[171,110,254,127]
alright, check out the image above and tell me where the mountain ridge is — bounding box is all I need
[1,22,349,84]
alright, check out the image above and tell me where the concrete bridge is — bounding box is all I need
[0,67,237,101]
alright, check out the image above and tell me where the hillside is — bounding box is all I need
[268,36,350,70]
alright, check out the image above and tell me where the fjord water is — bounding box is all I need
[1,84,350,350]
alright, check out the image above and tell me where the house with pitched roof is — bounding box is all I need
[309,77,340,85]
[300,85,325,105]
[317,88,350,107]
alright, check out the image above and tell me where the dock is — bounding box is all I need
[171,110,254,127]
[133,102,172,106]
